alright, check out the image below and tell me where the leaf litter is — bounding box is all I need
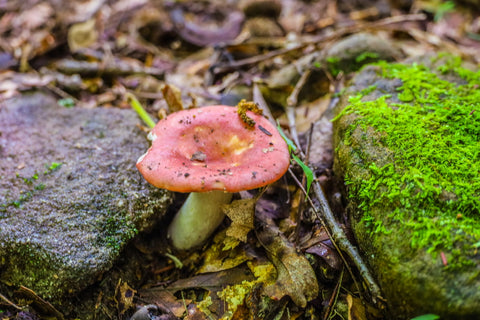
[0,0,479,319]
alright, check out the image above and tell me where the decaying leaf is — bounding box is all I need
[198,231,251,273]
[223,198,256,242]
[114,279,137,316]
[257,224,319,308]
[347,293,384,320]
[68,18,98,52]
[138,290,187,318]
[161,83,184,112]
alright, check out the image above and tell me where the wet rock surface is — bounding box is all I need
[333,57,480,319]
[0,92,171,303]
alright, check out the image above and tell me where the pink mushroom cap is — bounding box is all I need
[136,105,290,192]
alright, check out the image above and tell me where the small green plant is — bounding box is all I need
[44,162,62,174]
[126,92,156,129]
[57,98,75,108]
[277,124,314,195]
[434,1,455,21]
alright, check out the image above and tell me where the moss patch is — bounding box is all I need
[333,54,480,268]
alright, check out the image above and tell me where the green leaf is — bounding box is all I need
[410,314,440,320]
[292,154,314,195]
[277,124,297,153]
[276,124,313,195]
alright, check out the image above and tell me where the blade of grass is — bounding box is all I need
[126,92,156,129]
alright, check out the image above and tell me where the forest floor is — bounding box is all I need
[0,0,479,319]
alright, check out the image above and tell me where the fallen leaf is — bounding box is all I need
[138,289,188,318]
[167,265,255,293]
[115,280,137,316]
[12,2,53,30]
[257,223,319,308]
[347,293,384,320]
[68,18,99,52]
[223,198,256,242]
[198,231,251,273]
[161,83,184,112]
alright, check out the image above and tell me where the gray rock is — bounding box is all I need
[0,92,171,301]
[324,32,403,75]
[333,56,480,319]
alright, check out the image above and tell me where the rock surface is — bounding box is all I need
[0,92,171,302]
[333,56,480,319]
[323,32,403,75]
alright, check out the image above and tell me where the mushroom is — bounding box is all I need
[136,105,290,250]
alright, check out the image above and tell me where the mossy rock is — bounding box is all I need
[333,54,480,319]
[0,92,171,307]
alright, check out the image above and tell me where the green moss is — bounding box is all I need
[335,55,480,267]
[1,163,61,212]
[326,56,341,77]
[101,214,138,252]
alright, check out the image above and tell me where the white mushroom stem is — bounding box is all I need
[168,191,233,250]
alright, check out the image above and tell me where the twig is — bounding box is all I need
[288,168,363,297]
[53,59,165,78]
[312,180,382,302]
[211,13,426,75]
[253,82,276,125]
[0,292,22,310]
[284,69,382,303]
[285,69,312,158]
[323,268,344,320]
[211,44,307,74]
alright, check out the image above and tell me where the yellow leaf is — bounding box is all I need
[223,199,256,243]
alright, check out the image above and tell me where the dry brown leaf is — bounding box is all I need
[223,198,256,242]
[198,231,251,273]
[277,94,330,133]
[12,3,53,30]
[115,280,137,316]
[138,289,188,318]
[347,293,383,320]
[167,265,255,292]
[347,294,367,320]
[257,224,319,308]
[161,84,184,112]
[68,18,98,52]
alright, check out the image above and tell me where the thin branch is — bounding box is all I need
[211,13,426,75]
[312,180,382,302]
[285,69,312,158]
[284,68,382,303]
[288,168,363,301]
[0,292,22,310]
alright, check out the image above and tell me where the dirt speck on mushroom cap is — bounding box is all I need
[136,105,290,192]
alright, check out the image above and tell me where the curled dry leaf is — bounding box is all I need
[198,231,251,273]
[257,223,319,307]
[161,83,184,112]
[68,18,98,52]
[169,6,244,46]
